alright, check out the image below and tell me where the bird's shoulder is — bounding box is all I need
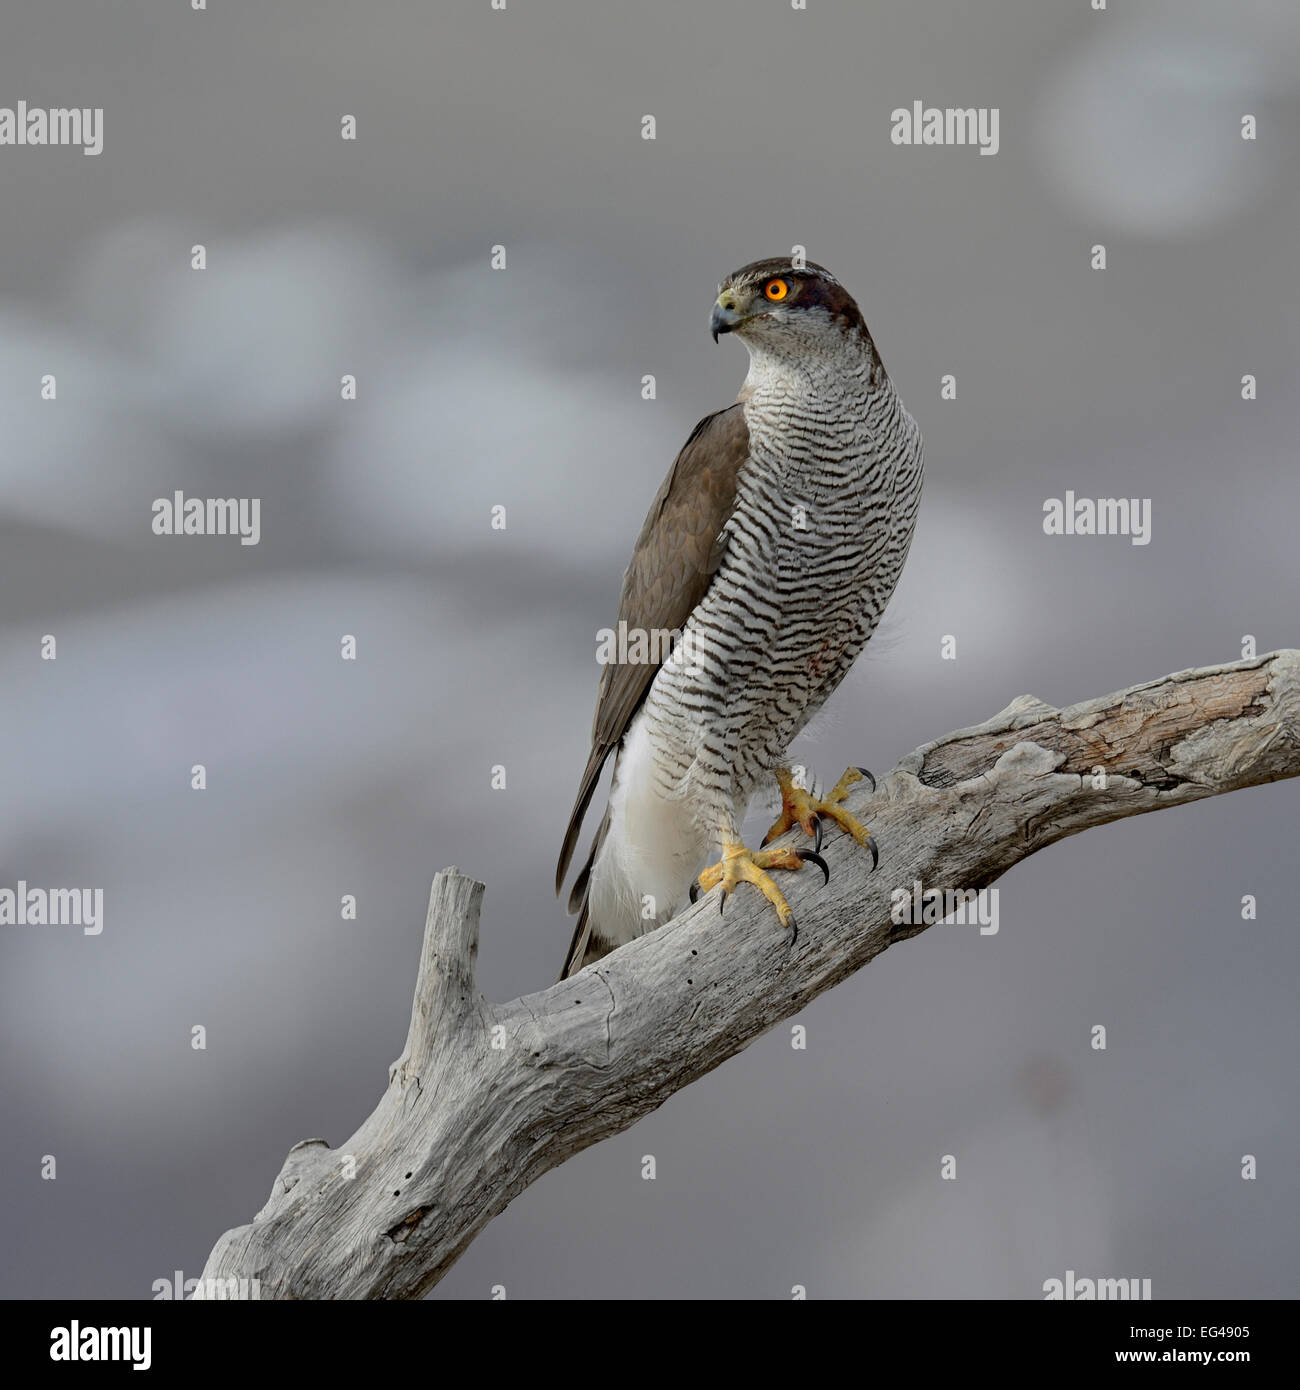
[589,403,748,746]
[620,402,749,617]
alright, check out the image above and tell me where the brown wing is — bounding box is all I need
[554,402,749,898]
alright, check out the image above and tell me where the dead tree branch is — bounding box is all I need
[196,651,1300,1298]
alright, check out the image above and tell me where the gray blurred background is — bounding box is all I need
[1,0,1297,1299]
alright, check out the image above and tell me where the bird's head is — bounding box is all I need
[710,259,869,353]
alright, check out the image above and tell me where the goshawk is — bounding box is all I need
[556,259,923,978]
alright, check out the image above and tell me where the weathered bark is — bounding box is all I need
[197,651,1300,1299]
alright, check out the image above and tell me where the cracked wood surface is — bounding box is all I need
[196,651,1300,1299]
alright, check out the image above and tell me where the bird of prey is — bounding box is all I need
[556,258,923,979]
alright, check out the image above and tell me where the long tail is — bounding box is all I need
[558,808,610,980]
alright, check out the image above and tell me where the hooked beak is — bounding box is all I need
[710,294,746,343]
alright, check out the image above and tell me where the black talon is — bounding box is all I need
[866,834,879,873]
[855,766,877,794]
[719,891,726,916]
[812,815,824,855]
[797,849,830,885]
[788,916,798,949]
[690,881,700,904]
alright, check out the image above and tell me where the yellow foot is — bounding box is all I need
[691,842,829,938]
[763,766,879,871]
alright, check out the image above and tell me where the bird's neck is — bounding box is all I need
[738,334,883,415]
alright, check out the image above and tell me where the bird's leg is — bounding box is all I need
[762,765,879,871]
[692,830,828,940]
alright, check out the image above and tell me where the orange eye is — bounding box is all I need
[764,278,789,302]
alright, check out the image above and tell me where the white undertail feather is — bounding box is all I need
[587,711,712,952]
